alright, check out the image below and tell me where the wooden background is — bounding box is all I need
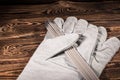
[0,0,120,80]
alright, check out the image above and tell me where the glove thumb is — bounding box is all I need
[32,33,79,61]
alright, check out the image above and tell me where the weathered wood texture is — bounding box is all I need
[0,1,120,80]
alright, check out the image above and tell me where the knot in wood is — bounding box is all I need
[3,45,22,56]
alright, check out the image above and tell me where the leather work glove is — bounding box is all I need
[17,16,120,80]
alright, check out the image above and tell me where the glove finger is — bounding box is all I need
[73,19,88,34]
[77,24,98,63]
[32,33,79,61]
[99,37,120,57]
[98,26,107,43]
[97,26,107,49]
[92,37,120,76]
[84,24,98,37]
[63,16,77,34]
[54,17,64,29]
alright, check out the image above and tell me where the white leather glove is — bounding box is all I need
[17,16,120,80]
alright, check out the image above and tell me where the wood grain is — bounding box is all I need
[0,1,120,80]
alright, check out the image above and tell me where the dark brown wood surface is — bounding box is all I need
[0,1,120,80]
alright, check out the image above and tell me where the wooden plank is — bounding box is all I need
[0,1,120,80]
